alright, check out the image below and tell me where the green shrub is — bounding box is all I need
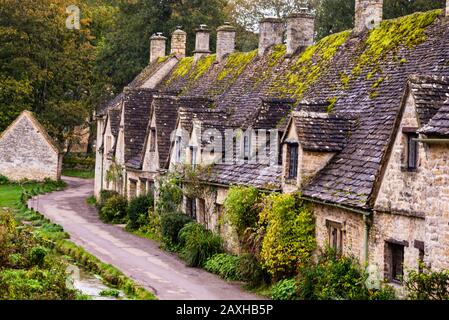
[224,186,260,237]
[63,154,95,170]
[0,175,9,185]
[204,254,242,281]
[178,222,223,267]
[295,249,396,300]
[405,266,449,300]
[97,190,119,210]
[27,246,48,267]
[155,174,183,215]
[237,254,266,287]
[99,289,121,298]
[160,212,192,246]
[259,193,315,280]
[99,195,128,224]
[271,279,299,300]
[127,195,154,230]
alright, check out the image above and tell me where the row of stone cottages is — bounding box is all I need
[94,0,449,289]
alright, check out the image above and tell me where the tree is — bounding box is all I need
[0,0,97,149]
[95,0,228,94]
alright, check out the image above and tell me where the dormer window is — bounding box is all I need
[243,132,251,160]
[403,128,418,171]
[190,146,197,169]
[407,133,418,170]
[150,128,156,152]
[175,135,182,163]
[287,143,299,179]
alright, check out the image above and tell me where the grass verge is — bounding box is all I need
[7,181,156,300]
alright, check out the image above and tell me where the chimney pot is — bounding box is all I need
[216,23,236,62]
[150,33,167,64]
[354,0,383,33]
[171,27,187,58]
[258,17,284,57]
[194,24,211,62]
[286,9,315,56]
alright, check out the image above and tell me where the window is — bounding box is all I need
[243,132,251,160]
[106,136,112,153]
[175,135,182,162]
[190,146,197,169]
[129,179,137,199]
[326,220,343,253]
[139,179,147,195]
[186,197,196,219]
[148,181,155,196]
[197,198,206,223]
[385,242,405,283]
[150,128,156,152]
[287,143,299,179]
[407,133,418,170]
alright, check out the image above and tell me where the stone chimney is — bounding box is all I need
[446,0,449,17]
[286,9,315,56]
[258,18,284,57]
[194,24,211,62]
[171,27,187,58]
[150,32,167,64]
[216,22,236,62]
[354,0,383,33]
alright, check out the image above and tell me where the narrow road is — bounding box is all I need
[28,177,261,300]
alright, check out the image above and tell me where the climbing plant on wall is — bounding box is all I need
[259,193,316,280]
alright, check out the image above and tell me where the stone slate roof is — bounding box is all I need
[152,10,449,210]
[0,111,61,154]
[108,108,121,139]
[151,96,184,169]
[96,58,175,117]
[249,98,295,131]
[205,163,282,190]
[288,111,358,152]
[97,92,124,117]
[409,75,449,126]
[123,88,156,169]
[420,102,449,136]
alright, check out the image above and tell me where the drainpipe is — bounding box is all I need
[363,214,370,265]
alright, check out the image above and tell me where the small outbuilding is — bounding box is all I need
[0,111,62,181]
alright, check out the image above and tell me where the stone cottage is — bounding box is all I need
[0,111,62,181]
[95,1,449,287]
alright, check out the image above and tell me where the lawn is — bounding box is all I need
[0,184,26,208]
[62,168,95,179]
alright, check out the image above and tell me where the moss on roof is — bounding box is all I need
[269,30,351,100]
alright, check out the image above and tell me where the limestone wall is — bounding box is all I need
[368,211,425,284]
[375,93,449,271]
[313,203,365,262]
[0,115,61,181]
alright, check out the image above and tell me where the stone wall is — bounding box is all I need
[375,93,449,271]
[313,203,365,262]
[368,211,425,285]
[0,115,61,181]
[94,118,105,197]
[302,151,335,183]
